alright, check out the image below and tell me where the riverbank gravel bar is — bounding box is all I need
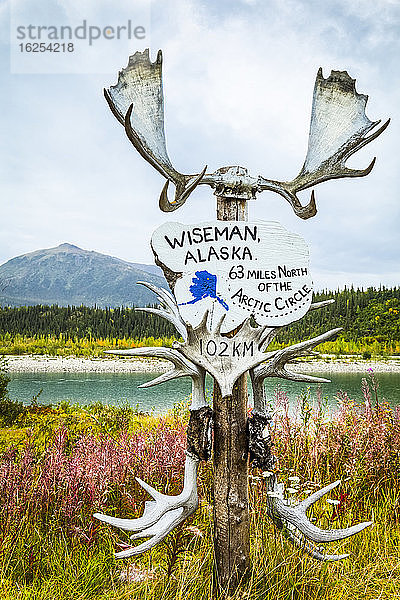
[4,355,400,374]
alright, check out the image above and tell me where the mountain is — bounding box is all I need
[0,243,167,307]
[129,263,164,277]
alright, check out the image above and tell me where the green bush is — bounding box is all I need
[0,356,25,426]
[0,356,9,400]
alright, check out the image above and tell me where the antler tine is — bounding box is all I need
[310,298,334,311]
[258,69,389,219]
[234,318,278,352]
[137,280,176,306]
[136,281,188,341]
[297,480,341,511]
[141,369,207,411]
[137,307,187,340]
[213,310,227,336]
[123,103,172,181]
[273,326,342,359]
[105,345,189,364]
[258,323,279,351]
[94,359,208,553]
[94,452,199,539]
[278,522,350,562]
[137,351,207,411]
[105,346,203,390]
[124,105,207,212]
[257,181,317,220]
[159,166,208,212]
[114,505,196,558]
[265,491,351,561]
[343,118,390,163]
[252,328,341,385]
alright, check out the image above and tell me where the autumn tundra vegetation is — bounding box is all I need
[0,352,399,599]
[0,287,399,598]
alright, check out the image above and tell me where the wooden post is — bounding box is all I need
[213,195,250,594]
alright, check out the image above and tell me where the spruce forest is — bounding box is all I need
[0,286,399,356]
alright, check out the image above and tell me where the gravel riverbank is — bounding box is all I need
[4,354,400,374]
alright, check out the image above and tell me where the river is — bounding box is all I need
[7,370,400,414]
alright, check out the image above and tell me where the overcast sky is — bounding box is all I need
[0,0,399,290]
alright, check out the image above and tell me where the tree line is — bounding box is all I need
[0,286,399,348]
[279,286,400,345]
[0,305,175,340]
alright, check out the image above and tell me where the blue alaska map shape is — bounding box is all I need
[178,270,229,311]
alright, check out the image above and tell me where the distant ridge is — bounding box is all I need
[0,243,167,307]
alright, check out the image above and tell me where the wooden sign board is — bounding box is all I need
[152,221,313,333]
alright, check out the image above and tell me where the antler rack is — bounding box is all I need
[105,51,388,217]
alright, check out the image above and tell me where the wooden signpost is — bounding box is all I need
[94,49,389,595]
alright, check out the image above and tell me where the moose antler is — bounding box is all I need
[94,345,211,557]
[264,474,372,561]
[258,69,390,218]
[136,281,188,341]
[105,54,388,216]
[104,49,207,212]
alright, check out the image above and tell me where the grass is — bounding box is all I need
[0,375,399,599]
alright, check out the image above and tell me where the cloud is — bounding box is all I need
[0,0,399,291]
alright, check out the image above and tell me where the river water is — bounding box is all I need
[8,370,400,414]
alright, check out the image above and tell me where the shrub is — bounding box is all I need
[0,356,9,400]
[0,357,26,426]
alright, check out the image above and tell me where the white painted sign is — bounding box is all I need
[152,221,313,333]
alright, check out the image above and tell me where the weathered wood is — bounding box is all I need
[213,195,250,594]
[213,376,250,593]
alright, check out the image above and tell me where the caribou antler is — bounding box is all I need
[258,69,390,219]
[104,49,207,212]
[247,304,372,560]
[279,521,351,562]
[104,345,205,407]
[95,452,200,557]
[175,310,277,397]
